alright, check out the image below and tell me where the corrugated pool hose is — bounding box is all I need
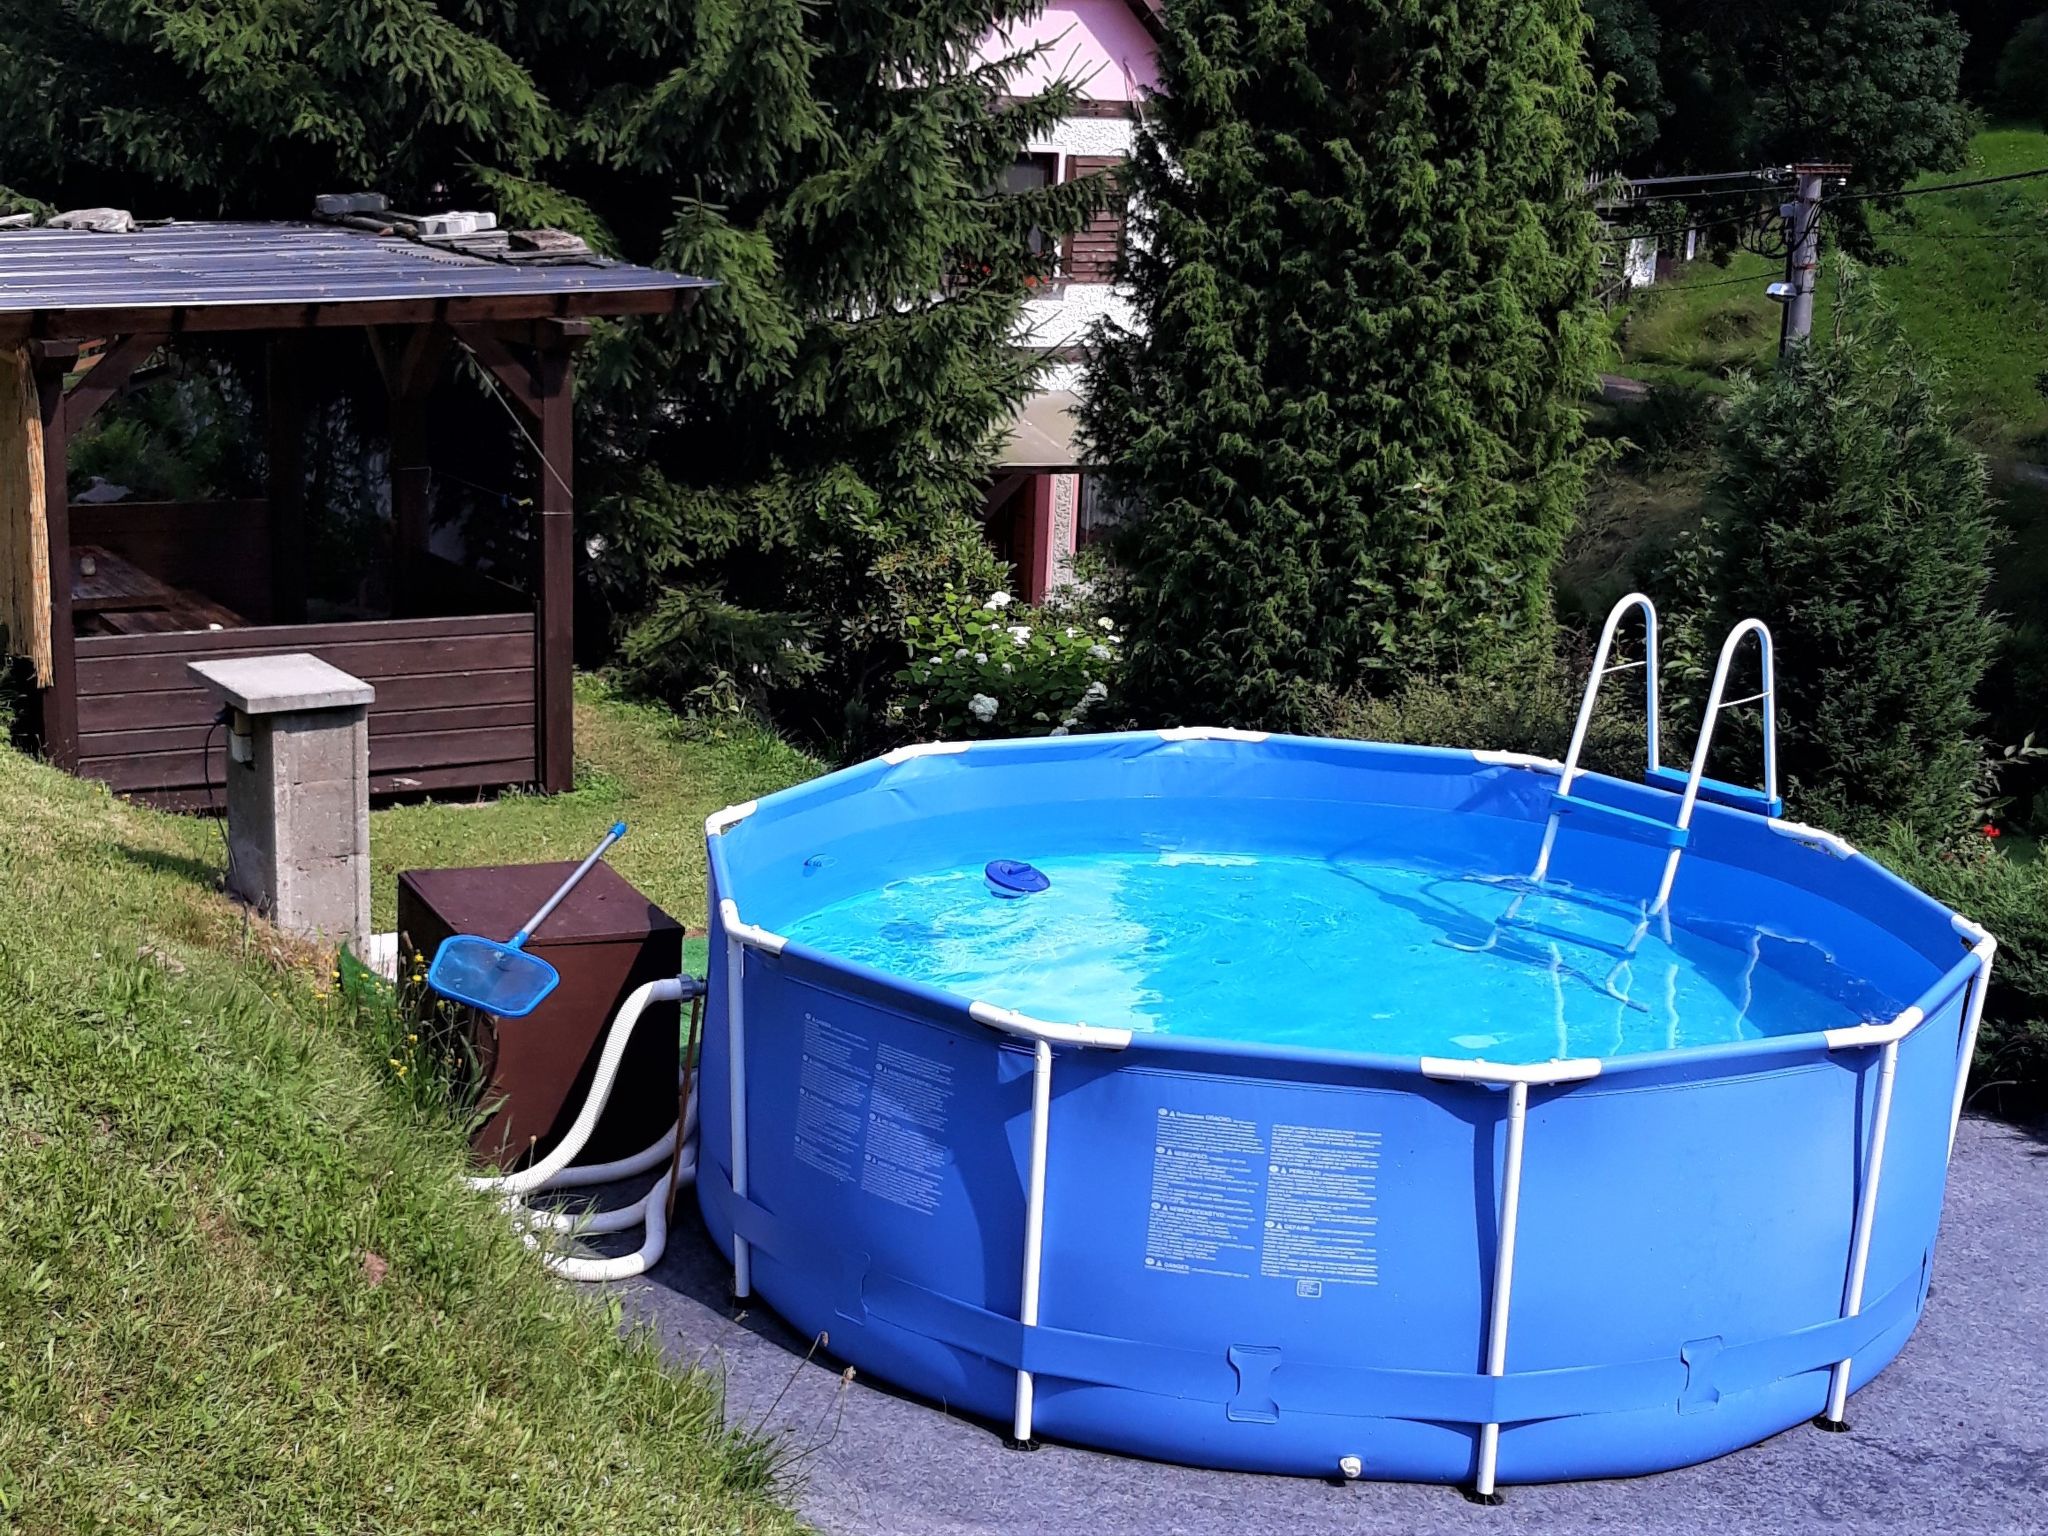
[465,974,707,1283]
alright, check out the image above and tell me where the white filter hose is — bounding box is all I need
[467,975,705,1282]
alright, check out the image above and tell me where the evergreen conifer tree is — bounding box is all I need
[1081,0,1608,730]
[0,2,1101,749]
[1711,262,2000,841]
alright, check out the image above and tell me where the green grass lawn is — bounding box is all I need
[0,683,817,1534]
[1610,127,2048,450]
[367,679,822,938]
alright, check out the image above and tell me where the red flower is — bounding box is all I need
[1982,823,2002,838]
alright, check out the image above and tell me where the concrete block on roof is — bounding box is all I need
[314,192,390,216]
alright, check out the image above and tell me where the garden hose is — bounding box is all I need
[465,974,706,1283]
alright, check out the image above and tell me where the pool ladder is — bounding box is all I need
[1534,592,1783,917]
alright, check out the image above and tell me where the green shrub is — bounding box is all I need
[1710,261,2000,843]
[1080,0,1607,730]
[893,586,1121,741]
[1868,826,2048,1111]
[1315,657,1647,781]
[1997,15,2048,125]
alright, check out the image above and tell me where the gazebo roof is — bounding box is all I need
[0,220,711,342]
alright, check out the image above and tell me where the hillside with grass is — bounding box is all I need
[0,685,815,1534]
[1580,127,2048,777]
[1610,127,2048,451]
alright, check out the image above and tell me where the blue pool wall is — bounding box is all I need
[698,733,1983,1483]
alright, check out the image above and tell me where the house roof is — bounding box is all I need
[996,388,1087,471]
[1121,0,1166,37]
[0,220,711,342]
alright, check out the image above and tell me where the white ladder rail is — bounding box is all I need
[1650,619,1778,915]
[1532,593,1662,883]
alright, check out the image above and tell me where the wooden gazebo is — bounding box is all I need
[0,218,708,805]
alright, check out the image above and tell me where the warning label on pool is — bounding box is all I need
[1144,1111,1380,1287]
[792,1013,956,1216]
[1144,1109,1265,1278]
[794,1014,869,1183]
[1260,1124,1380,1287]
[860,1043,956,1215]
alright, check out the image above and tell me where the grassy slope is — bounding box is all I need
[1611,128,2048,449]
[1582,127,2048,625]
[0,686,815,1534]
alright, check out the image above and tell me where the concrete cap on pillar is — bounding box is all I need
[185,653,375,713]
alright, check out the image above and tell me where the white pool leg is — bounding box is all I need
[726,927,752,1300]
[1012,1037,1054,1445]
[1475,1079,1530,1500]
[1823,1037,1899,1425]
[1948,936,1996,1155]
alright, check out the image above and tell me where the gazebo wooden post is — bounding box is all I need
[265,334,308,624]
[532,319,587,795]
[28,340,80,770]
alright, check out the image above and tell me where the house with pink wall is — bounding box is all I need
[981,1,1161,602]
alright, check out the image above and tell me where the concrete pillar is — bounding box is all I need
[186,653,374,950]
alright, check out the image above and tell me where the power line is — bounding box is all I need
[1830,165,2048,207]
[1602,182,1789,205]
[1598,203,1779,245]
[1651,268,1780,293]
[1875,231,2047,242]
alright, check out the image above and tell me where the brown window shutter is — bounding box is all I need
[1061,154,1127,284]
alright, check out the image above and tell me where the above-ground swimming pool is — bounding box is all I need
[698,728,1993,1492]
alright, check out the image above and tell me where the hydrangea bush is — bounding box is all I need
[894,587,1121,739]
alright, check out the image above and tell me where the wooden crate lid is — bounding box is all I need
[398,860,679,947]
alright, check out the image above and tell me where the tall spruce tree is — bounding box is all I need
[1081,0,1608,731]
[0,2,1101,750]
[1711,262,1999,842]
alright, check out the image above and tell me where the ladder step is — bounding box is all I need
[1549,791,1691,850]
[1500,912,1640,958]
[1643,765,1784,818]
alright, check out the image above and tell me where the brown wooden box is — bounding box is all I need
[397,861,681,1170]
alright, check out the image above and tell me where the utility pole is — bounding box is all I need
[1777,164,1845,355]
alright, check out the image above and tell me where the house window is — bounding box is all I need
[1004,154,1059,259]
[1077,474,1136,548]
[1062,155,1129,283]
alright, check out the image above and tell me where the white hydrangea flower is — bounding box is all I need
[968,693,999,723]
[1007,624,1032,644]
[954,647,970,660]
[1001,661,1015,674]
[1088,643,1110,661]
[1084,680,1109,699]
[1064,627,1078,639]
[974,652,988,665]
[1049,726,1070,737]
[1097,616,1114,631]
[985,591,1014,610]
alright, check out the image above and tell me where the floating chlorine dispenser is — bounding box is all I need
[985,859,1050,898]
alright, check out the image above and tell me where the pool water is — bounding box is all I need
[781,851,1902,1061]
